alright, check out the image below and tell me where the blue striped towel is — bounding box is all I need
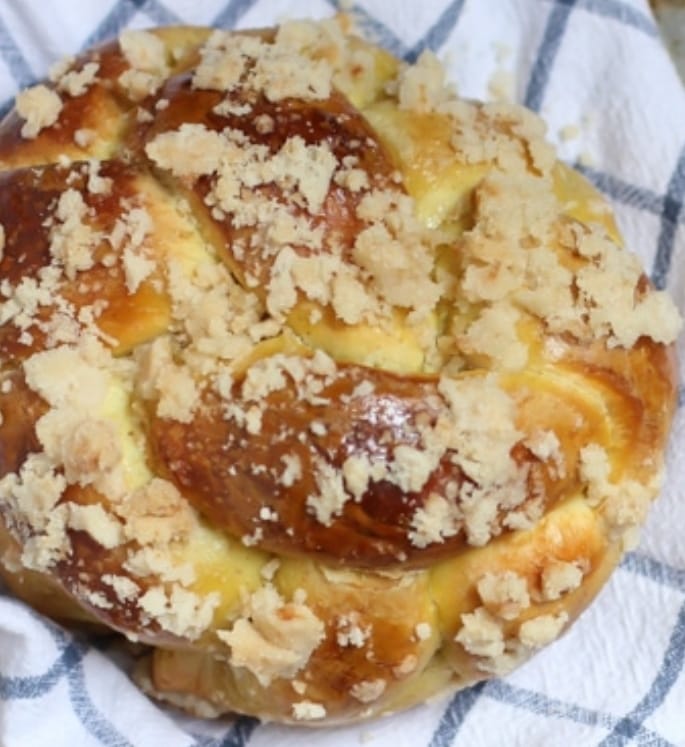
[0,1,684,745]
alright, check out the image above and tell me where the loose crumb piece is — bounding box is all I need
[292,701,326,721]
[57,61,99,97]
[15,84,63,139]
[397,50,451,113]
[455,606,505,658]
[336,612,371,648]
[477,570,530,620]
[66,502,123,549]
[118,29,169,100]
[74,128,95,148]
[138,585,220,639]
[414,622,432,640]
[518,612,568,648]
[350,679,386,704]
[393,654,418,677]
[408,493,461,549]
[541,560,584,601]
[291,679,306,695]
[218,585,325,686]
[119,29,167,73]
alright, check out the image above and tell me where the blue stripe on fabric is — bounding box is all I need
[524,0,578,111]
[405,0,467,62]
[191,736,221,747]
[652,144,685,289]
[190,716,259,747]
[0,642,84,699]
[622,552,685,594]
[324,0,409,58]
[0,600,131,745]
[190,734,229,747]
[219,716,259,747]
[81,0,146,48]
[486,680,611,730]
[427,682,486,747]
[80,0,182,50]
[484,681,673,745]
[67,649,134,747]
[190,736,214,747]
[141,0,183,26]
[597,601,685,747]
[0,12,35,89]
[212,0,262,30]
[575,163,666,217]
[0,96,14,118]
[577,0,659,38]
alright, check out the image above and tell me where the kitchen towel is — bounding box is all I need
[0,1,684,745]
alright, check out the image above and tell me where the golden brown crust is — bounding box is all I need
[0,161,170,361]
[0,20,679,726]
[146,366,577,567]
[128,72,400,282]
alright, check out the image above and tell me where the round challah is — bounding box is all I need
[0,18,680,725]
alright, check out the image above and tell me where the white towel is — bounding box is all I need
[0,1,684,745]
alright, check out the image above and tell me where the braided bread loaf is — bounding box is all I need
[0,19,679,725]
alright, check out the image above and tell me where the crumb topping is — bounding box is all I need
[119,30,166,73]
[457,174,681,357]
[56,61,100,97]
[541,560,584,601]
[477,571,530,620]
[350,678,386,703]
[15,84,63,139]
[306,457,349,526]
[48,188,102,279]
[397,50,452,114]
[192,26,333,102]
[0,20,678,709]
[525,430,565,479]
[579,442,658,544]
[455,606,505,658]
[120,478,195,546]
[138,584,219,638]
[218,585,325,686]
[518,611,568,648]
[66,503,123,549]
[0,453,68,570]
[336,611,371,648]
[414,622,432,640]
[408,492,461,549]
[292,701,327,721]
[118,29,169,100]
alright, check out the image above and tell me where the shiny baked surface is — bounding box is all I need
[0,19,679,725]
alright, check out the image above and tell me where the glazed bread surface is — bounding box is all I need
[0,19,680,725]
